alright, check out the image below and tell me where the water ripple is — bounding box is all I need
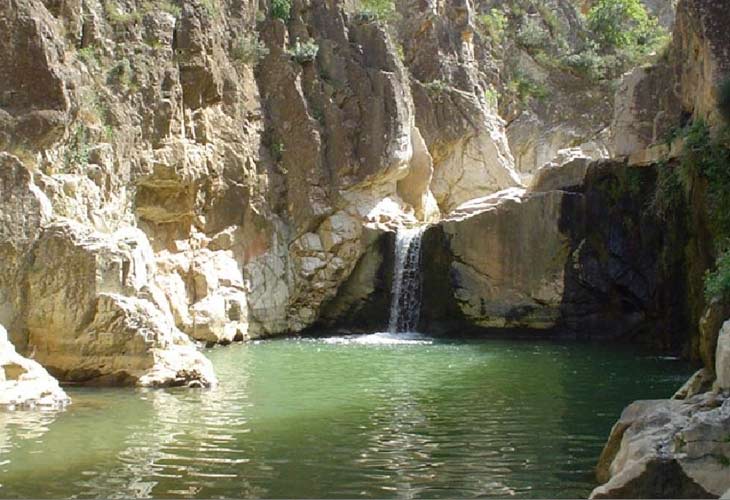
[0,337,691,499]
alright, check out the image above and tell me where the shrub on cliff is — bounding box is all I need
[585,0,668,78]
[271,0,290,21]
[476,9,508,46]
[355,0,396,23]
[288,39,319,63]
[232,33,269,66]
[706,248,730,300]
[587,0,662,52]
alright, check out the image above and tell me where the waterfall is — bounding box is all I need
[388,226,426,333]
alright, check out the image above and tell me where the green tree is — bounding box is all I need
[587,0,662,52]
[271,0,290,21]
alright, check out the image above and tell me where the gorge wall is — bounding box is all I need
[2,0,605,386]
[3,0,730,497]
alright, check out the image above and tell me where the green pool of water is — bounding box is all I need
[0,334,693,498]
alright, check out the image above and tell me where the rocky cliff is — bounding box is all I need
[3,0,643,387]
[3,0,730,496]
[0,0,453,386]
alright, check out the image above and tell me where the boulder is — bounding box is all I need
[529,152,593,193]
[591,394,730,498]
[20,221,216,387]
[433,190,572,329]
[700,300,730,376]
[0,324,69,409]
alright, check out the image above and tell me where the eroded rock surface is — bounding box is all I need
[0,325,69,410]
[591,394,730,499]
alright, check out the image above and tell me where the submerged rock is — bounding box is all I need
[0,325,69,410]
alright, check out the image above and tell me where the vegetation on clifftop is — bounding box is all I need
[478,0,668,92]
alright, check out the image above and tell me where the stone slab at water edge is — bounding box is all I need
[0,324,69,409]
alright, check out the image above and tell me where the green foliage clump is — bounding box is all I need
[517,17,550,51]
[424,79,448,95]
[200,0,219,16]
[551,0,667,81]
[705,248,730,302]
[588,0,658,51]
[484,85,498,109]
[77,46,99,66]
[142,0,181,17]
[681,122,730,239]
[668,120,730,300]
[561,41,608,80]
[232,33,269,66]
[507,71,549,103]
[64,125,90,169]
[355,0,396,23]
[648,162,684,220]
[287,39,319,63]
[270,140,284,163]
[106,1,143,26]
[107,58,133,87]
[476,9,507,46]
[271,0,291,21]
[587,0,668,66]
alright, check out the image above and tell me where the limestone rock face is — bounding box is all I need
[400,0,522,213]
[591,394,730,499]
[0,0,71,153]
[699,300,730,377]
[0,154,53,346]
[508,109,611,184]
[438,190,570,329]
[0,0,466,382]
[420,160,696,347]
[529,151,592,193]
[674,0,730,127]
[20,221,216,387]
[0,324,69,410]
[611,0,730,156]
[611,63,681,156]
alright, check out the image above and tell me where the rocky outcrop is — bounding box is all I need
[0,152,215,387]
[592,316,730,498]
[398,0,522,212]
[591,311,730,498]
[611,0,730,157]
[673,0,730,128]
[1,324,69,410]
[611,62,681,156]
[432,189,571,330]
[591,394,730,499]
[20,220,217,387]
[2,0,485,385]
[419,158,695,347]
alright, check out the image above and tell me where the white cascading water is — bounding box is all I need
[388,226,426,333]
